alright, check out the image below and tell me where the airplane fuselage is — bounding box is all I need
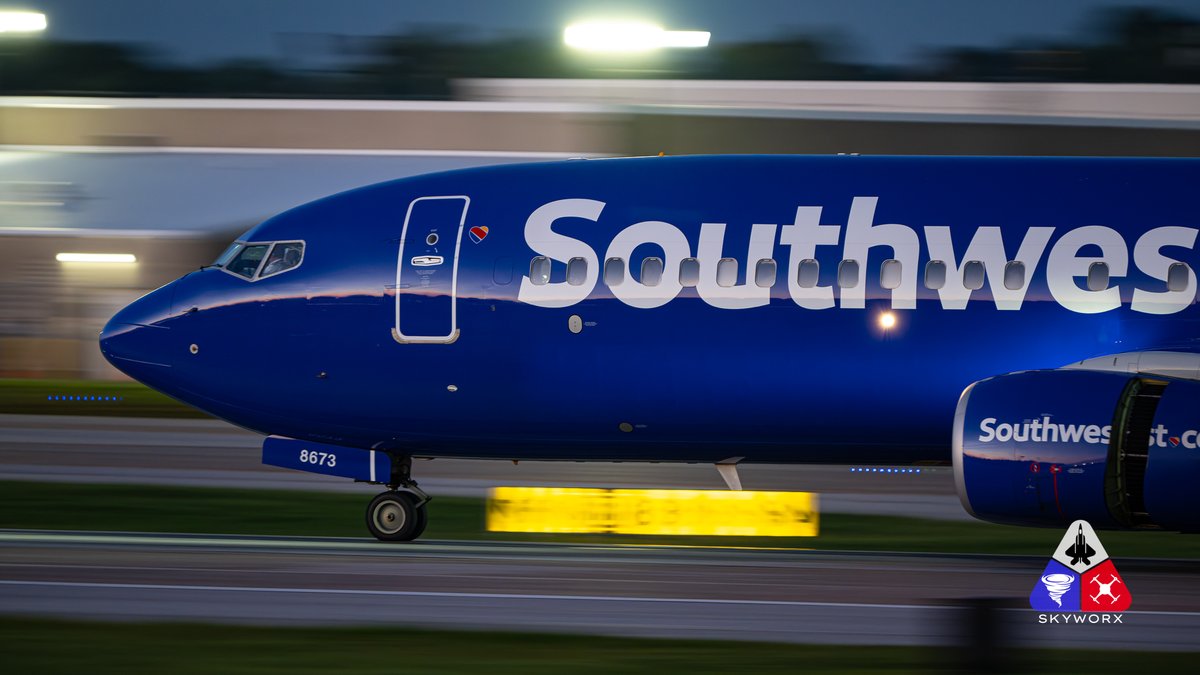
[101,155,1199,465]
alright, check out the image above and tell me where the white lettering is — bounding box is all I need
[841,197,920,309]
[1131,226,1198,314]
[1153,424,1169,448]
[1012,421,1029,442]
[514,198,1194,317]
[923,225,1054,311]
[995,423,1013,442]
[779,206,841,310]
[1046,226,1128,314]
[979,417,997,442]
[1039,613,1123,623]
[977,419,1120,446]
[517,199,604,308]
[1059,423,1085,443]
[604,221,690,309]
[696,222,777,310]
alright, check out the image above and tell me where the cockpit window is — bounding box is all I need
[215,240,305,280]
[213,242,243,267]
[225,244,271,278]
[260,242,305,278]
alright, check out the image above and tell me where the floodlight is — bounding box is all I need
[564,21,710,52]
[56,253,137,264]
[0,11,47,33]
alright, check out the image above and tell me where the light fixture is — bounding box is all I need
[56,253,137,264]
[564,21,710,53]
[0,10,47,33]
[878,312,896,329]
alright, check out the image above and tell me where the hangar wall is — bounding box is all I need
[0,99,623,155]
[4,82,1199,157]
[0,233,223,379]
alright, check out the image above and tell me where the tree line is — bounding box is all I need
[1,7,1196,98]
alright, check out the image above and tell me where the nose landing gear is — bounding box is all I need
[366,490,428,541]
[365,455,429,542]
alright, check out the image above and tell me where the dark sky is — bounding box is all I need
[25,0,1200,66]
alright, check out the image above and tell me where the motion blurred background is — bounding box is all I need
[2,4,1200,671]
[1,0,1199,380]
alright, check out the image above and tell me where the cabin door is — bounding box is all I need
[394,195,469,343]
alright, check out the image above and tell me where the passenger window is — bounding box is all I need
[566,257,588,286]
[754,259,777,288]
[679,258,700,287]
[880,259,902,290]
[641,257,664,287]
[797,259,819,288]
[529,256,550,286]
[225,244,271,279]
[260,242,304,278]
[1003,261,1025,290]
[837,260,859,289]
[604,257,625,286]
[1087,262,1109,292]
[963,260,985,290]
[716,258,738,287]
[924,260,946,290]
[1168,262,1189,292]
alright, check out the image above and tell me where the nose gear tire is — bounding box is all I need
[366,491,426,541]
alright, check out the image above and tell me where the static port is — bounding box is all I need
[426,233,439,246]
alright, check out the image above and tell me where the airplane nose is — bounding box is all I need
[100,285,176,374]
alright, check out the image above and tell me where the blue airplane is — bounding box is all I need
[100,155,1200,540]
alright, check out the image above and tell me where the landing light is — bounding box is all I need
[56,253,137,264]
[0,10,47,33]
[878,312,896,329]
[564,21,710,52]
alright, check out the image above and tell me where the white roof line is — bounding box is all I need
[0,145,606,158]
[0,227,211,238]
[0,96,611,114]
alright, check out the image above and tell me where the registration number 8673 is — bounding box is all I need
[299,449,337,467]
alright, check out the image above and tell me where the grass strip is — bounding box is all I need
[1,481,1197,557]
[0,378,208,418]
[0,618,1194,674]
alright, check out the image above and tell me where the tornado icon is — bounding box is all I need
[1041,573,1074,607]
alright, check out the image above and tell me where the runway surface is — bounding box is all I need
[0,530,1196,650]
[0,414,966,520]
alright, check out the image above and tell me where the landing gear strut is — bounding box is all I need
[365,455,430,542]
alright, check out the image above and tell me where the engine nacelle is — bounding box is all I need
[954,368,1200,531]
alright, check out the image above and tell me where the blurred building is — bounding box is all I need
[0,97,601,379]
[1,82,1198,379]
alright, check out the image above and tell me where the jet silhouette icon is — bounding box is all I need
[1064,524,1096,567]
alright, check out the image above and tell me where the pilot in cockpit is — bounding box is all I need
[261,245,303,277]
